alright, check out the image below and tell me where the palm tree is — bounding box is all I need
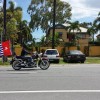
[39,36,46,46]
[17,20,32,44]
[94,12,100,27]
[93,12,100,34]
[66,21,81,45]
[87,23,97,43]
[7,1,22,22]
[45,32,64,47]
[5,1,23,43]
[80,22,92,28]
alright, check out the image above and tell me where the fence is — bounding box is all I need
[14,46,100,57]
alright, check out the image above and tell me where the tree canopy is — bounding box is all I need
[27,0,72,33]
[94,12,100,31]
[0,1,33,46]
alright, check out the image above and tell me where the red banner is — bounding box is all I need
[2,40,12,56]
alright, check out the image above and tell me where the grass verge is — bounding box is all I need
[59,57,100,64]
[0,57,100,65]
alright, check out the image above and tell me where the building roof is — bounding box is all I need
[47,24,88,36]
[96,34,100,37]
[63,23,87,33]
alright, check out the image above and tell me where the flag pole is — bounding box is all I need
[0,0,3,63]
[0,31,2,63]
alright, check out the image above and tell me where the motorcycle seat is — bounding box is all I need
[16,56,22,59]
[16,56,32,62]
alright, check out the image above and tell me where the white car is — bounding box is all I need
[43,49,60,63]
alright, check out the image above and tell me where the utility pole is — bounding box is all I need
[3,0,6,36]
[3,0,7,62]
[52,0,56,49]
[0,0,3,43]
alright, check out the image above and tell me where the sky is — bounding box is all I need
[0,0,100,41]
[61,0,100,22]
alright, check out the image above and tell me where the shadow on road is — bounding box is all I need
[6,68,42,72]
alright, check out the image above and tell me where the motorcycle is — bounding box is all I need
[10,52,50,70]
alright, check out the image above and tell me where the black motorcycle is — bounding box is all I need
[10,53,50,70]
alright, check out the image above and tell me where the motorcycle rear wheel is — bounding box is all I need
[12,61,21,70]
[39,60,50,70]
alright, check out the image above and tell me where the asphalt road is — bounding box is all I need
[0,64,100,100]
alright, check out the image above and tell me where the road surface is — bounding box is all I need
[0,64,100,100]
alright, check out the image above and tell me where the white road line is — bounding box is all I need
[0,90,100,94]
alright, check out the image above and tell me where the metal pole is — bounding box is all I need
[52,0,56,49]
[3,0,6,36]
[0,0,3,42]
[2,0,7,62]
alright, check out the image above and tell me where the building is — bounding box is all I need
[46,24,90,46]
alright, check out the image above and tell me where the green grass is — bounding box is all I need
[0,57,11,65]
[0,57,100,65]
[85,57,100,64]
[59,59,67,64]
[0,62,10,65]
[59,57,100,64]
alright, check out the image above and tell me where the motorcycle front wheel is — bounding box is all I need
[12,61,21,70]
[39,60,50,70]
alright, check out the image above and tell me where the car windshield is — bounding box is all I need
[70,50,83,54]
[46,50,58,55]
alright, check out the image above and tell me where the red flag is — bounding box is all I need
[2,40,12,56]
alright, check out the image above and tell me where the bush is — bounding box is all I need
[89,41,100,46]
[64,42,75,46]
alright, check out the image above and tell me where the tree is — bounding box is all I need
[17,20,32,44]
[39,36,46,46]
[80,22,92,28]
[6,18,18,41]
[66,21,81,45]
[0,1,23,41]
[45,32,64,46]
[95,12,100,42]
[87,23,97,43]
[94,12,100,32]
[7,1,22,23]
[0,12,3,39]
[6,1,32,45]
[5,1,23,45]
[27,0,72,33]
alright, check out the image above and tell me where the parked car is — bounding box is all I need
[43,49,60,63]
[63,50,86,63]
